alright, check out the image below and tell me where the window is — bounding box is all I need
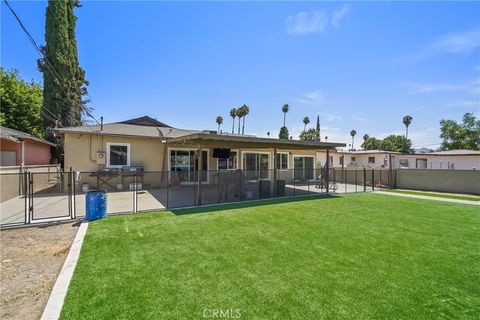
[399,159,409,168]
[339,155,344,166]
[107,143,130,168]
[351,156,356,162]
[218,151,237,170]
[276,153,288,170]
[330,156,334,166]
[243,152,269,179]
[368,157,375,164]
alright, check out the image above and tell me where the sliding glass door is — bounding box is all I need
[293,156,315,181]
[170,149,208,183]
[243,153,269,180]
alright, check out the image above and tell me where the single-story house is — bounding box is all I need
[316,149,480,170]
[55,116,345,195]
[0,126,56,166]
[316,150,400,169]
[395,150,480,170]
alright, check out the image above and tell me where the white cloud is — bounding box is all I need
[407,84,464,95]
[446,100,480,108]
[286,11,328,35]
[286,5,351,36]
[331,5,350,28]
[351,115,367,122]
[431,29,480,54]
[406,79,479,95]
[296,90,328,106]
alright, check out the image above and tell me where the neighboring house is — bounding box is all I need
[316,150,399,169]
[0,126,56,166]
[396,150,480,170]
[316,149,480,170]
[55,116,345,184]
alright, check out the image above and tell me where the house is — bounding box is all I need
[395,150,480,170]
[316,149,480,170]
[316,150,399,169]
[0,126,56,166]
[55,116,345,190]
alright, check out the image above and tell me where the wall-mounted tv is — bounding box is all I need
[213,148,231,158]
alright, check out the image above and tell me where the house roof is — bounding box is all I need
[337,150,402,155]
[55,123,198,139]
[118,116,171,127]
[0,126,56,146]
[54,116,345,150]
[424,150,480,156]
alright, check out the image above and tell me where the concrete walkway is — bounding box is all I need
[375,191,480,206]
[41,221,89,320]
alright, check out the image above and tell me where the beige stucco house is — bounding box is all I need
[55,116,345,188]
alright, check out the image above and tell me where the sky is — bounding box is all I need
[2,1,479,149]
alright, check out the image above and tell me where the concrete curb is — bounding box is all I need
[375,191,480,206]
[41,221,89,320]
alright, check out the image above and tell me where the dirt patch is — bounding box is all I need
[0,222,79,320]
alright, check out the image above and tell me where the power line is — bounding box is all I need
[3,0,100,127]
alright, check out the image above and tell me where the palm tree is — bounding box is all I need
[267,131,270,138]
[241,104,249,135]
[236,108,243,135]
[216,116,223,133]
[403,115,413,139]
[230,108,237,134]
[363,134,369,142]
[303,116,310,131]
[282,104,289,127]
[350,130,357,151]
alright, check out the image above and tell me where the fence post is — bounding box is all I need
[363,168,366,192]
[166,171,169,209]
[24,171,28,224]
[355,169,358,193]
[29,172,33,222]
[371,170,375,191]
[68,167,72,219]
[326,149,330,193]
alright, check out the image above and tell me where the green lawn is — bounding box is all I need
[387,189,480,202]
[61,194,480,319]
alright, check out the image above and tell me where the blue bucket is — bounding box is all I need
[85,190,107,221]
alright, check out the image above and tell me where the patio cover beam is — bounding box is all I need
[166,133,345,150]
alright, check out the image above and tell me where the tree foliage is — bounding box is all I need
[279,126,289,140]
[361,134,412,153]
[0,68,43,138]
[440,113,480,150]
[299,128,317,141]
[38,0,89,129]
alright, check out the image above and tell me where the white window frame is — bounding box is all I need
[216,149,239,170]
[276,152,289,170]
[106,142,131,168]
[168,147,210,184]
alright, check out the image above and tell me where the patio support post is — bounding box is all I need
[325,149,330,193]
[371,170,375,191]
[196,145,202,206]
[273,148,278,196]
[388,154,393,189]
[363,168,366,192]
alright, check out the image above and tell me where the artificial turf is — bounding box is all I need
[387,189,480,202]
[61,193,480,319]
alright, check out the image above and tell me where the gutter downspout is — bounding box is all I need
[21,140,25,166]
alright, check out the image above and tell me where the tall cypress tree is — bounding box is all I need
[38,0,88,130]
